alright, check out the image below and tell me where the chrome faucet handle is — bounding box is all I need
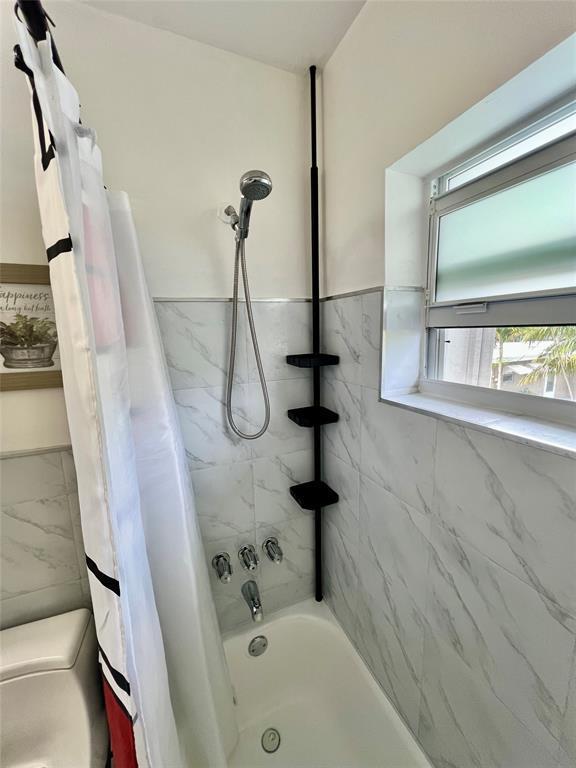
[238,544,259,572]
[262,537,283,564]
[212,552,232,583]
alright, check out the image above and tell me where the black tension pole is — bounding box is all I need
[282,70,339,595]
[310,65,322,601]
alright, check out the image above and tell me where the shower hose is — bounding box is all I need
[226,237,270,439]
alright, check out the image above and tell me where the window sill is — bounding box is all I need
[379,391,576,459]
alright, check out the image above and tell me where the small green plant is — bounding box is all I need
[0,313,57,347]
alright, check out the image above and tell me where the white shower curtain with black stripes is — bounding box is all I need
[15,14,238,768]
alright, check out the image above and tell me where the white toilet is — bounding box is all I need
[1,609,109,768]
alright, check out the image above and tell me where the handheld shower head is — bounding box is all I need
[237,170,272,239]
[240,171,273,201]
[225,170,272,439]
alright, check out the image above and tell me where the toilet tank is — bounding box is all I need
[1,609,109,768]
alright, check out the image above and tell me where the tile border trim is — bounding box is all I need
[152,286,385,303]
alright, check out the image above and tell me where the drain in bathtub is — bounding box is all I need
[261,728,281,753]
[248,635,268,657]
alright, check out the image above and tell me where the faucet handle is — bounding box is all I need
[262,537,283,564]
[238,544,259,572]
[212,552,232,583]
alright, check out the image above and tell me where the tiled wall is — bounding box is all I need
[4,292,573,768]
[155,299,316,632]
[0,449,90,629]
[322,289,576,768]
[1,300,315,635]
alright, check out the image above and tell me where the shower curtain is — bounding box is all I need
[15,14,238,768]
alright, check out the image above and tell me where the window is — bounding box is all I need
[430,326,576,401]
[544,371,556,396]
[425,103,576,405]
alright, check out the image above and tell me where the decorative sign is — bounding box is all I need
[0,264,62,391]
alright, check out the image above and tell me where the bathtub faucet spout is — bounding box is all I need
[241,580,263,623]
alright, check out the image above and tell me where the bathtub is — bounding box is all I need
[223,599,431,768]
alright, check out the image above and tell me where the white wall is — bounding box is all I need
[0,0,309,452]
[322,0,576,296]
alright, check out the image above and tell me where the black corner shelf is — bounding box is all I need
[290,481,339,511]
[287,406,339,428]
[286,353,339,369]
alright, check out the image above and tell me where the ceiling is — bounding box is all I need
[83,0,365,73]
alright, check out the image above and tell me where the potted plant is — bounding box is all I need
[0,313,58,369]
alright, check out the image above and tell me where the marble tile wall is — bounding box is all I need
[322,288,576,768]
[155,299,316,632]
[6,292,572,768]
[0,450,90,629]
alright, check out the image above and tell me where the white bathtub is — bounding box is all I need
[223,599,431,768]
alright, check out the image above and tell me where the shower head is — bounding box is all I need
[237,170,272,239]
[240,170,273,201]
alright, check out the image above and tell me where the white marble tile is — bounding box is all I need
[175,385,252,469]
[324,450,360,532]
[355,475,430,732]
[257,515,314,593]
[1,496,79,598]
[253,450,312,526]
[246,302,311,382]
[489,414,576,459]
[215,588,255,634]
[323,378,361,470]
[360,390,436,515]
[419,628,560,768]
[359,475,430,615]
[381,288,424,394]
[60,450,77,492]
[0,453,66,505]
[248,379,312,459]
[384,392,576,460]
[191,462,255,540]
[324,517,358,642]
[556,750,575,768]
[361,290,383,391]
[385,392,505,427]
[558,644,576,766]
[354,590,423,735]
[155,301,248,390]
[323,452,360,639]
[427,522,575,755]
[434,421,576,618]
[0,580,85,630]
[67,492,89,582]
[322,295,362,385]
[261,575,314,618]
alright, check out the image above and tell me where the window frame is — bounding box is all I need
[423,130,576,414]
[436,97,576,195]
[426,132,576,319]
